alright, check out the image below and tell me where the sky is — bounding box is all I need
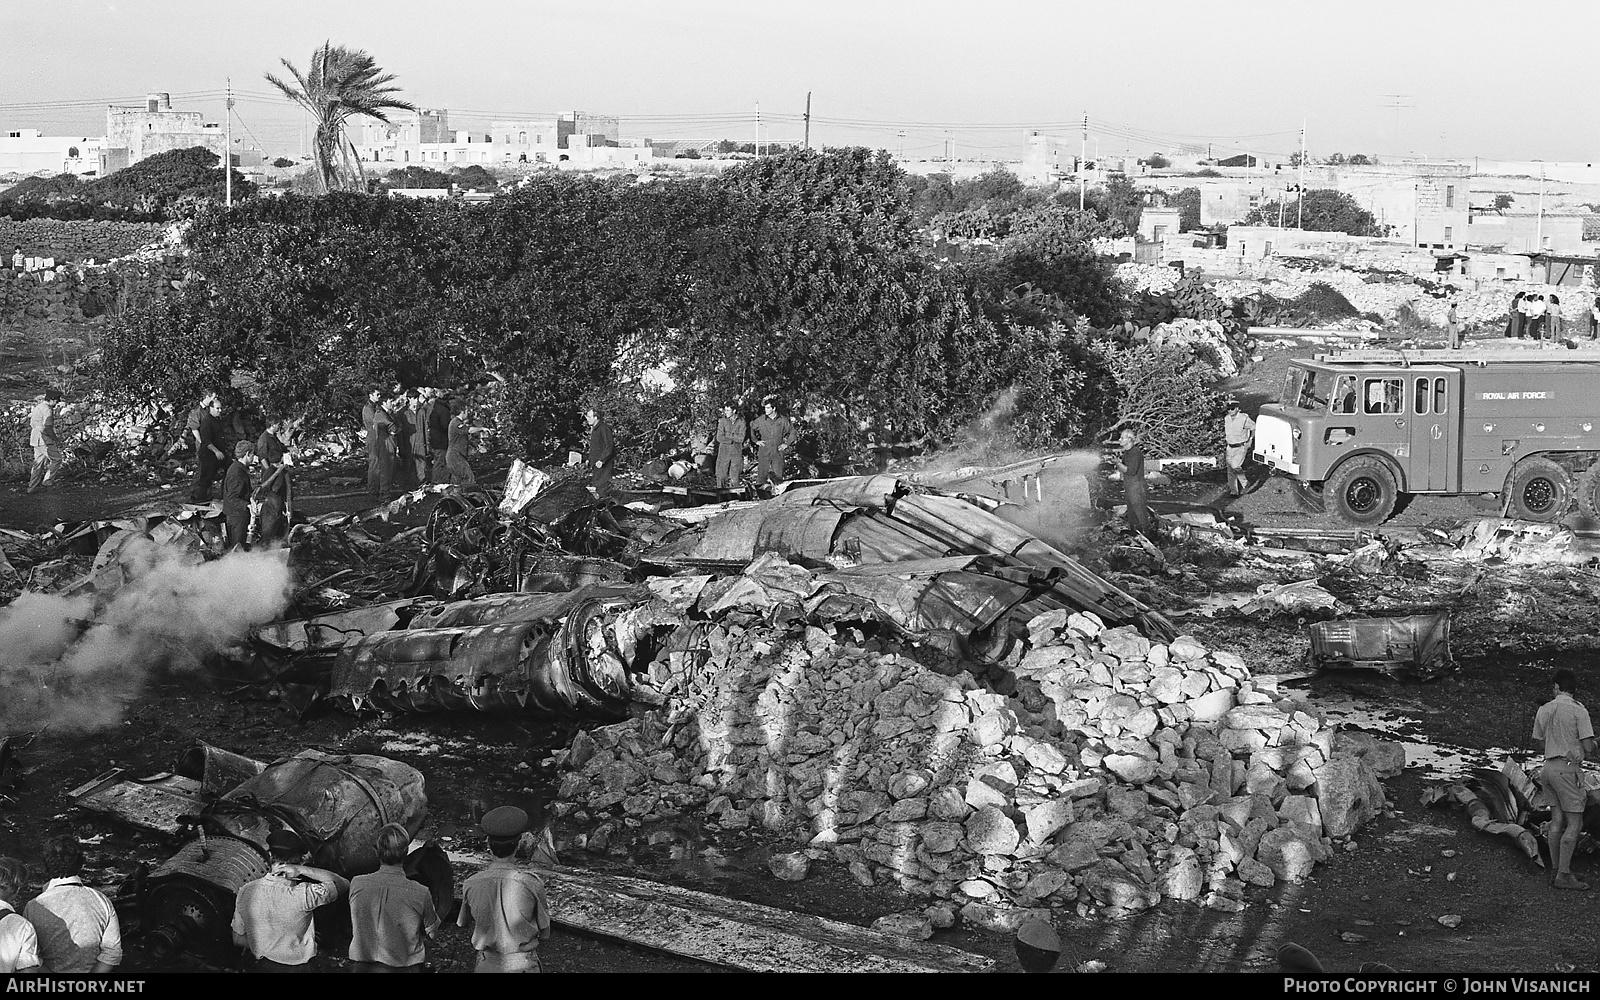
[5,0,1598,163]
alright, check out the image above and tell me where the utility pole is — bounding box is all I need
[896,130,906,159]
[1537,161,1546,250]
[1079,114,1087,211]
[1296,122,1306,229]
[803,92,811,150]
[225,78,233,208]
[755,101,760,156]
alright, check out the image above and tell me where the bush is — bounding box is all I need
[0,148,253,222]
[1101,342,1225,457]
[1145,153,1170,169]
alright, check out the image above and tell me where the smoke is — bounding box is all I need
[0,541,293,733]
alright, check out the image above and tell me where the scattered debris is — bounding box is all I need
[1308,613,1453,680]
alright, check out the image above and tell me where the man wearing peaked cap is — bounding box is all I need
[458,806,552,972]
[1223,394,1256,498]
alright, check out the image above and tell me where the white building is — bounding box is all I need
[0,129,106,176]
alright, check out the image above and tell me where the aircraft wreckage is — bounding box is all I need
[233,473,1174,717]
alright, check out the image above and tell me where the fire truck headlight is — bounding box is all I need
[1535,423,1546,433]
[1483,423,1494,433]
[1585,423,1594,433]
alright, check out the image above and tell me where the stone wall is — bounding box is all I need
[0,219,167,263]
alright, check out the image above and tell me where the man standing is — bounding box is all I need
[391,395,416,490]
[10,247,22,271]
[22,838,120,974]
[428,391,452,484]
[0,858,41,973]
[221,441,259,551]
[714,403,747,490]
[27,388,62,494]
[458,806,551,973]
[1534,668,1596,891]
[585,407,615,495]
[446,404,477,485]
[1223,396,1255,497]
[189,395,227,503]
[1445,299,1461,349]
[362,390,397,498]
[750,399,795,487]
[1116,427,1156,536]
[254,420,293,545]
[348,823,440,973]
[231,833,348,971]
[411,390,433,486]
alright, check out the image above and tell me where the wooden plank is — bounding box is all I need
[446,852,994,974]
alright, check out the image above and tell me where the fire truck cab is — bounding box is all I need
[1254,347,1600,525]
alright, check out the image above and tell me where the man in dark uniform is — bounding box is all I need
[361,390,397,498]
[253,421,293,545]
[714,403,746,489]
[391,395,416,490]
[585,407,615,495]
[221,441,259,550]
[1117,427,1156,536]
[190,396,227,502]
[427,392,452,485]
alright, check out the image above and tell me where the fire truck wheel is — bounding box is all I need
[1507,458,1572,523]
[1327,456,1398,526]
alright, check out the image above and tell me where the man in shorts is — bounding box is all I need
[1533,667,1597,890]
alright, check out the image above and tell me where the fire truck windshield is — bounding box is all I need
[1282,366,1330,410]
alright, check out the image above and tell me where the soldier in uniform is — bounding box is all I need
[458,806,552,973]
[714,403,747,489]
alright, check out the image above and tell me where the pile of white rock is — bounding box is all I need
[552,607,1402,931]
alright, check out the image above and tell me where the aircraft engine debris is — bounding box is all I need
[80,746,432,959]
[1308,612,1452,680]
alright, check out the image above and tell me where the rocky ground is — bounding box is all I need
[2,335,1599,973]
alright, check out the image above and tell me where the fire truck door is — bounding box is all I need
[1408,373,1457,492]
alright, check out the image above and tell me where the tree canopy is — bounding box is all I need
[1241,188,1381,236]
[0,147,254,221]
[266,42,415,194]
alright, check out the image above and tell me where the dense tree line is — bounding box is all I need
[102,149,1230,463]
[0,147,255,222]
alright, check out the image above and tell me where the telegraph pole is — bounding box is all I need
[803,92,811,149]
[1537,161,1546,249]
[225,78,233,208]
[1079,114,1087,211]
[755,101,760,156]
[1297,122,1306,229]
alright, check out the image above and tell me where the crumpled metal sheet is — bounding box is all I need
[647,476,1172,640]
[1308,612,1452,679]
[409,585,646,630]
[1236,580,1345,619]
[250,599,417,654]
[330,588,648,714]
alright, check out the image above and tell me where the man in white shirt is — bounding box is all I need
[22,839,120,973]
[28,389,62,494]
[1533,667,1597,890]
[231,832,348,971]
[0,857,41,974]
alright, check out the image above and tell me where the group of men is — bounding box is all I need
[230,804,550,973]
[363,388,471,498]
[1506,292,1563,341]
[0,839,121,974]
[708,397,797,490]
[1112,395,1256,539]
[182,392,296,550]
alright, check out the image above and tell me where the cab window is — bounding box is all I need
[1331,375,1357,413]
[1433,377,1448,413]
[1364,378,1403,414]
[1414,377,1430,415]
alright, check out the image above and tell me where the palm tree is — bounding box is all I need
[265,42,415,194]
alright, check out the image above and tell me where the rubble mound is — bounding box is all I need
[553,606,1392,923]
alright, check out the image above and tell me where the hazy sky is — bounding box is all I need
[5,0,1597,162]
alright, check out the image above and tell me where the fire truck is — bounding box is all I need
[1253,346,1600,525]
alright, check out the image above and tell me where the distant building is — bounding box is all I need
[1138,206,1182,243]
[0,129,104,176]
[1465,212,1587,254]
[355,108,652,170]
[102,92,227,174]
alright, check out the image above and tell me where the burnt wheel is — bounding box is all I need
[1327,455,1399,526]
[1507,458,1572,523]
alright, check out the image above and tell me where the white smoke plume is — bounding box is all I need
[0,539,293,733]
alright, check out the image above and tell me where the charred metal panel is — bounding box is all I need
[1309,612,1452,679]
[332,591,645,715]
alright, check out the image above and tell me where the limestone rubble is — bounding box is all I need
[552,601,1398,925]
